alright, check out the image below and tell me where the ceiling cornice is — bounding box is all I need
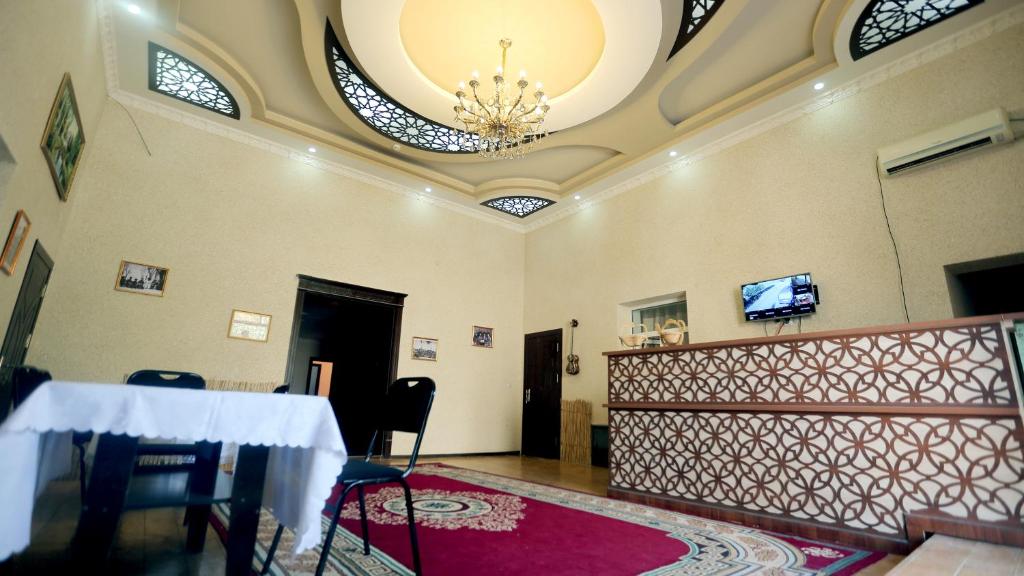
[94,0,1024,236]
[523,1,1024,232]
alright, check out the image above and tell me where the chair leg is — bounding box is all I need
[357,485,370,555]
[316,484,356,576]
[261,524,285,575]
[77,447,87,503]
[400,478,423,576]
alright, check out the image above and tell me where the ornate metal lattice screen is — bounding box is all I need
[482,196,554,218]
[850,0,984,60]
[606,319,1024,542]
[668,0,725,59]
[324,23,477,153]
[148,43,239,119]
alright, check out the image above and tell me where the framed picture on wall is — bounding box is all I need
[411,336,437,361]
[472,325,493,348]
[40,73,86,201]
[114,260,168,297]
[227,309,272,342]
[0,210,31,275]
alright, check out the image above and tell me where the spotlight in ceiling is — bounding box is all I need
[126,3,142,14]
[813,82,825,91]
[574,195,581,200]
[669,151,678,157]
[425,187,432,192]
[307,146,317,153]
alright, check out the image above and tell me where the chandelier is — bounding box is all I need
[454,38,549,159]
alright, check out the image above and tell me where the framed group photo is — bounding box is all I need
[40,73,86,201]
[472,325,493,348]
[411,336,437,361]
[115,260,168,297]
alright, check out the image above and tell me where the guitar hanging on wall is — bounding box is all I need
[566,319,580,375]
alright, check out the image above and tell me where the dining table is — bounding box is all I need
[0,380,348,575]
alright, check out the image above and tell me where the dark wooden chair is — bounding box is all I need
[71,370,232,565]
[11,366,93,502]
[261,377,436,576]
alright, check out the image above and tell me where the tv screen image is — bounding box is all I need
[741,273,815,321]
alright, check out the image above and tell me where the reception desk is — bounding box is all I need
[604,314,1024,552]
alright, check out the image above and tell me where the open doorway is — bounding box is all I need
[285,276,405,456]
[946,253,1024,317]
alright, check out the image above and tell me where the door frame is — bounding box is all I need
[0,240,54,418]
[283,275,406,456]
[284,275,406,390]
[521,328,562,458]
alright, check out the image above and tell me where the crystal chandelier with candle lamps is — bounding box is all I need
[454,38,549,159]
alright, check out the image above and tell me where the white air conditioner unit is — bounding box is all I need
[878,108,1015,176]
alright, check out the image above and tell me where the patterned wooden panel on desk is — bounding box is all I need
[608,324,1015,405]
[609,410,1024,535]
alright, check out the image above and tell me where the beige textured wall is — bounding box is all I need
[525,23,1024,424]
[28,104,526,455]
[0,0,108,325]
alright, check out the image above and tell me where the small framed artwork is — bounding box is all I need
[227,309,272,342]
[40,73,86,201]
[472,325,494,348]
[411,337,438,361]
[0,210,31,275]
[115,260,168,297]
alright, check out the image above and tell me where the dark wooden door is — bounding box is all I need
[522,329,562,459]
[0,241,54,419]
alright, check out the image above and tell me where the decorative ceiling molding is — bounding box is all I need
[524,2,1024,232]
[482,196,555,218]
[850,0,984,60]
[668,0,726,59]
[324,21,476,154]
[148,42,240,119]
[107,88,524,232]
[339,0,663,133]
[93,0,1022,235]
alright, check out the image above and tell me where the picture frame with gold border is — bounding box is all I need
[114,260,168,297]
[411,336,437,361]
[0,210,31,275]
[40,73,86,202]
[227,309,272,343]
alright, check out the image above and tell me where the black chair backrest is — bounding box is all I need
[366,377,436,474]
[11,366,52,409]
[272,384,290,394]
[127,370,205,390]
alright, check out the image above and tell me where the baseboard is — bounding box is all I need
[607,486,910,554]
[393,450,521,459]
[905,511,1024,549]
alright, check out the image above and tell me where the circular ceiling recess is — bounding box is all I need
[399,0,604,101]
[340,0,662,133]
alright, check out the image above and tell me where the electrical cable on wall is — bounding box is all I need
[113,97,153,157]
[875,155,911,323]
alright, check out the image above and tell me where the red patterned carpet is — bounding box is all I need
[213,464,884,575]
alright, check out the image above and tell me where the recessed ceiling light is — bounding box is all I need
[425,187,432,192]
[126,3,142,14]
[813,82,825,90]
[669,151,678,157]
[574,195,581,200]
[307,146,316,153]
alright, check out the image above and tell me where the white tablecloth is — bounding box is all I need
[0,381,347,560]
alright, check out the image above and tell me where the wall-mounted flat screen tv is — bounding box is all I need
[741,273,815,321]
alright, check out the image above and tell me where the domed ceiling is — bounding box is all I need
[102,0,1015,226]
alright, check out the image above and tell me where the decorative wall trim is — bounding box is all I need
[108,89,523,232]
[523,3,1024,232]
[93,0,1024,234]
[92,1,522,233]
